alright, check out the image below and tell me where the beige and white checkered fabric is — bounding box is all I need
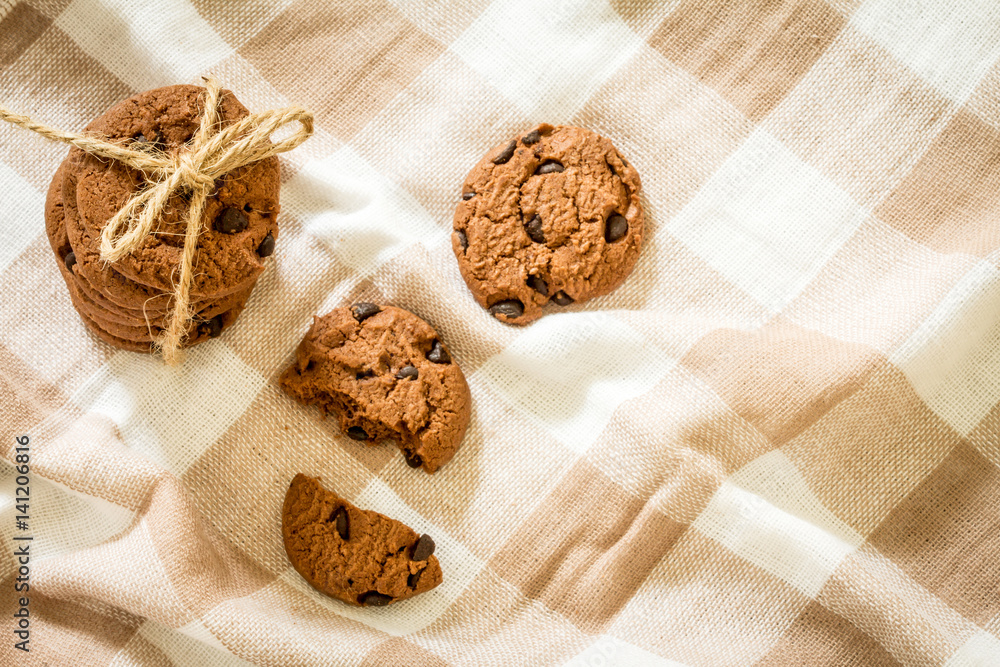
[1,0,999,664]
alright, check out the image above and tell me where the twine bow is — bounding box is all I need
[0,78,313,364]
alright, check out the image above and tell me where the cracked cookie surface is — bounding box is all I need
[279,304,471,474]
[452,124,644,325]
[282,473,443,606]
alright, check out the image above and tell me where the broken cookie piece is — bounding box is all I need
[279,304,472,473]
[282,473,443,606]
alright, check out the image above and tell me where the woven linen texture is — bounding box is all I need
[1,0,999,665]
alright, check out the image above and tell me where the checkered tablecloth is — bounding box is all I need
[2,0,1000,665]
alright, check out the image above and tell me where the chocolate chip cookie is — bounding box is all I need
[283,473,443,606]
[453,124,644,325]
[63,84,280,303]
[279,304,471,474]
[43,84,281,352]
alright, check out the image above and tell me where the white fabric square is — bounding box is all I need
[282,478,484,636]
[0,162,42,274]
[475,312,675,454]
[670,129,867,313]
[693,451,863,598]
[55,0,235,92]
[851,0,1000,104]
[70,345,265,475]
[450,0,643,119]
[0,468,134,565]
[563,635,690,667]
[945,631,1000,667]
[892,261,1000,435]
[283,146,442,277]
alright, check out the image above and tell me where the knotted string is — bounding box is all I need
[0,78,313,364]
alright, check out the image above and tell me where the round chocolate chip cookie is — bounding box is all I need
[63,84,280,305]
[283,473,443,606]
[279,304,471,474]
[452,124,644,325]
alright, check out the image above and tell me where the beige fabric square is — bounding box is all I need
[968,400,1000,469]
[782,218,977,353]
[203,577,387,666]
[587,366,772,524]
[609,530,810,665]
[0,591,142,666]
[867,441,1000,626]
[817,544,980,665]
[649,0,846,122]
[783,362,962,536]
[379,377,575,560]
[360,638,450,667]
[412,566,590,666]
[240,0,444,141]
[756,600,902,666]
[606,235,770,360]
[876,109,1000,257]
[490,459,686,633]
[682,316,883,446]
[0,341,64,430]
[189,0,296,51]
[765,28,954,207]
[0,2,51,70]
[27,412,160,511]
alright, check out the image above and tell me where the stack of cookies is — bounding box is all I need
[44,85,281,352]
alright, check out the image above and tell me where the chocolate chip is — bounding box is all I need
[403,450,423,468]
[456,230,468,251]
[132,133,161,152]
[64,251,76,271]
[351,302,380,322]
[427,340,451,364]
[605,214,628,243]
[407,570,422,588]
[358,591,393,606]
[355,369,374,380]
[216,207,248,234]
[412,534,435,561]
[462,191,475,200]
[202,315,223,338]
[522,130,540,145]
[330,507,349,540]
[347,426,369,441]
[257,233,275,257]
[535,160,564,175]
[525,215,545,243]
[489,299,524,320]
[527,274,549,296]
[552,291,574,306]
[492,139,517,165]
[396,365,419,380]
